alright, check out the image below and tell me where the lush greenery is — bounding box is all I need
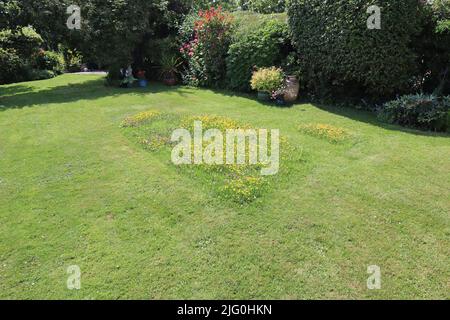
[237,0,286,13]
[378,94,450,132]
[287,0,448,102]
[250,67,284,93]
[180,7,234,87]
[421,0,450,95]
[0,27,65,84]
[227,17,289,91]
[0,75,449,299]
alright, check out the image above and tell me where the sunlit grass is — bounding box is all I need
[0,74,449,299]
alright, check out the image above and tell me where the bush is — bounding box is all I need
[27,69,57,81]
[0,27,43,58]
[250,67,284,93]
[287,0,429,102]
[237,0,286,14]
[226,18,289,92]
[377,94,450,132]
[0,27,58,84]
[33,50,65,75]
[0,48,27,84]
[180,7,234,87]
[141,36,180,81]
[412,1,450,97]
[63,48,83,73]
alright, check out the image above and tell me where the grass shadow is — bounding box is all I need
[311,102,450,138]
[0,77,194,111]
[196,86,295,109]
[0,83,36,97]
[1,75,447,138]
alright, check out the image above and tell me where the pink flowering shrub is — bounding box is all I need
[179,7,233,87]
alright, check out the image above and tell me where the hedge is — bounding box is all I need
[0,48,26,85]
[226,16,289,91]
[0,27,43,58]
[287,0,428,101]
[237,0,286,14]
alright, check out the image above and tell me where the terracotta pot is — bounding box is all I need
[284,76,300,103]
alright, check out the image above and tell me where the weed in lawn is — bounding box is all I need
[122,112,294,204]
[298,123,350,143]
[121,110,162,127]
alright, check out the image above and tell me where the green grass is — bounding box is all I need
[0,74,449,299]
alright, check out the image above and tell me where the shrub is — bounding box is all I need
[63,48,83,73]
[232,11,287,37]
[287,0,429,101]
[250,67,284,93]
[27,69,57,81]
[237,0,286,14]
[0,27,43,58]
[413,1,450,96]
[0,48,27,84]
[226,19,289,92]
[0,27,58,84]
[33,50,65,75]
[377,94,450,132]
[141,36,180,80]
[180,7,234,87]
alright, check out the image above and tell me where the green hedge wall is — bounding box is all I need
[237,0,286,14]
[226,14,289,91]
[287,0,428,101]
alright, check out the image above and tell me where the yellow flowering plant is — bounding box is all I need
[250,67,284,93]
[298,123,349,143]
[121,110,161,127]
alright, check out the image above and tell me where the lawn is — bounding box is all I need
[0,74,449,299]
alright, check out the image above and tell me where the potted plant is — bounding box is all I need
[136,70,148,87]
[272,85,287,106]
[159,55,182,86]
[250,67,284,102]
[120,65,137,88]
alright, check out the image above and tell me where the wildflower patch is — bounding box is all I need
[298,123,350,143]
[121,111,300,204]
[121,111,162,128]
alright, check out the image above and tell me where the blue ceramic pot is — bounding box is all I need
[257,91,270,101]
[275,97,286,106]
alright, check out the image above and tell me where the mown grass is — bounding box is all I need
[0,74,449,299]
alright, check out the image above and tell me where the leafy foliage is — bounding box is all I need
[378,94,450,132]
[226,19,289,92]
[180,7,234,87]
[0,27,57,84]
[0,26,43,58]
[61,47,83,73]
[0,48,26,85]
[33,50,65,75]
[79,0,190,73]
[287,0,429,101]
[250,67,284,93]
[237,0,286,14]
